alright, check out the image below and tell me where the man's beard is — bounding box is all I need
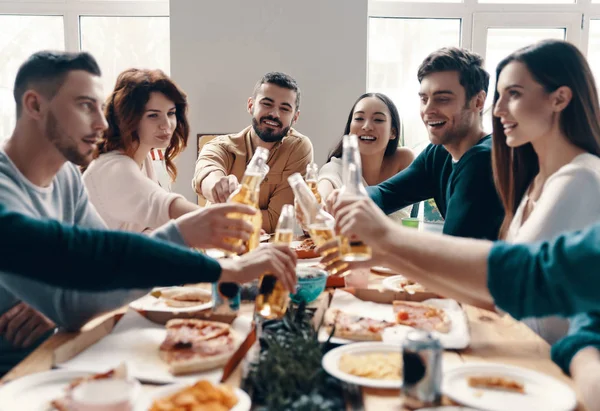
[430,108,472,146]
[252,116,291,143]
[46,111,95,166]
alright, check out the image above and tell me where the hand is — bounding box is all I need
[316,238,388,277]
[176,203,256,253]
[219,244,297,292]
[331,196,393,247]
[324,189,341,213]
[0,303,55,348]
[211,175,239,203]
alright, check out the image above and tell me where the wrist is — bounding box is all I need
[218,258,241,283]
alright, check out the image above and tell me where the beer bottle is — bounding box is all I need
[339,134,372,262]
[288,173,347,275]
[254,204,294,320]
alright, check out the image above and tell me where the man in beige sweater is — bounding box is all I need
[192,72,313,233]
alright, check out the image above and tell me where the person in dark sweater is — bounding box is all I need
[0,204,296,292]
[328,47,504,240]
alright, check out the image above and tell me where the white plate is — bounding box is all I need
[442,363,577,411]
[0,369,91,411]
[382,275,409,292]
[260,233,272,242]
[134,383,251,411]
[322,342,402,389]
[129,287,213,313]
[417,407,478,411]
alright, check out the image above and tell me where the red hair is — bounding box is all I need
[96,68,189,181]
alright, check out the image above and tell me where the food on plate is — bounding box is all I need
[159,319,240,375]
[338,352,402,380]
[50,363,127,411]
[150,380,238,411]
[151,287,211,308]
[392,301,451,333]
[294,237,319,259]
[467,375,526,394]
[323,308,396,341]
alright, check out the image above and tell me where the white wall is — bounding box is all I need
[170,0,368,201]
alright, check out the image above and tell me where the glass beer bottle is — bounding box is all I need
[339,134,372,262]
[254,204,295,320]
[305,162,322,204]
[288,173,347,275]
[225,147,269,254]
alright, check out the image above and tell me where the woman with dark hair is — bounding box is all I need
[317,93,414,218]
[329,40,600,409]
[83,68,201,232]
[491,39,600,345]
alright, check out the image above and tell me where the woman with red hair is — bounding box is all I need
[83,68,201,232]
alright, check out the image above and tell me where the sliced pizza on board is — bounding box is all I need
[392,300,451,333]
[322,308,396,341]
[158,319,240,375]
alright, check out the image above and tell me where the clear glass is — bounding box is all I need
[588,21,600,94]
[483,28,565,130]
[0,15,64,143]
[79,16,170,100]
[368,17,461,154]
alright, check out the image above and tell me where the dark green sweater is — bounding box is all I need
[0,205,222,290]
[488,226,600,375]
[367,135,504,240]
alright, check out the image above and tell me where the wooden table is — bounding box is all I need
[0,273,586,410]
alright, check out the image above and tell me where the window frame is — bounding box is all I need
[0,0,169,51]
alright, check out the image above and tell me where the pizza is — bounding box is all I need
[467,375,525,394]
[151,287,211,308]
[323,308,396,341]
[392,301,450,333]
[159,319,240,375]
[294,237,319,259]
[50,363,127,411]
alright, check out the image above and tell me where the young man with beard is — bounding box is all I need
[192,72,313,232]
[330,48,504,240]
[0,52,297,375]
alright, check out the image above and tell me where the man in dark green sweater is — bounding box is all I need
[366,47,504,240]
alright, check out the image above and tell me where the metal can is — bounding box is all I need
[212,282,241,314]
[401,330,443,409]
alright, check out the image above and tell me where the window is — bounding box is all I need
[0,1,169,142]
[0,15,64,140]
[368,18,461,152]
[369,1,599,148]
[80,16,170,98]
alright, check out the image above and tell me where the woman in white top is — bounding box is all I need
[318,93,414,220]
[492,40,600,345]
[83,68,201,233]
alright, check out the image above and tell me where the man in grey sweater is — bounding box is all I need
[0,51,297,374]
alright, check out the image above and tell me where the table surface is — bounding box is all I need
[0,270,585,410]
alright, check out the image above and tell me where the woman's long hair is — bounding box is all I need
[327,92,401,162]
[96,68,189,181]
[492,40,600,238]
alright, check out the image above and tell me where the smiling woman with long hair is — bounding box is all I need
[83,68,200,232]
[318,93,414,219]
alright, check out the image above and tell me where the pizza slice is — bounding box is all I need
[159,319,240,375]
[50,363,127,411]
[392,301,451,333]
[323,308,396,341]
[151,287,212,308]
[294,238,319,259]
[467,375,525,394]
